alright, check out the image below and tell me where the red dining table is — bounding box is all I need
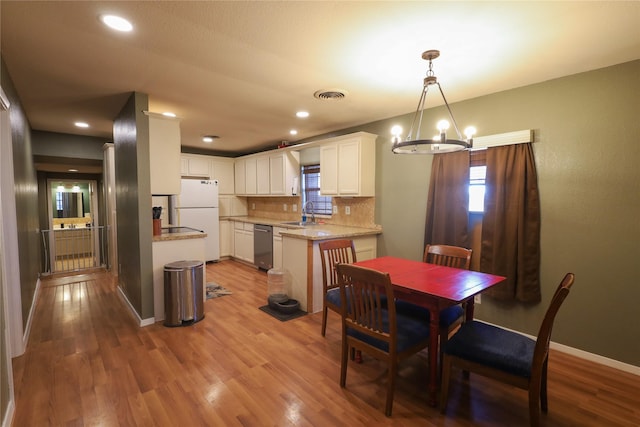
[354,256,506,406]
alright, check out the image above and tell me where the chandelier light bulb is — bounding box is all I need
[437,120,450,132]
[391,125,403,136]
[464,126,477,139]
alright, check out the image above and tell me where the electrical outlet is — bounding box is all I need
[345,206,351,215]
[332,206,338,214]
[283,203,288,211]
[474,294,481,304]
[292,204,297,212]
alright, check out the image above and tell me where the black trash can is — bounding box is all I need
[163,260,205,326]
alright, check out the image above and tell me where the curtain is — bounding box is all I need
[424,150,470,249]
[481,143,541,302]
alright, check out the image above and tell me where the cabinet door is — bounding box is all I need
[149,116,181,194]
[256,156,270,195]
[219,219,231,257]
[211,159,235,194]
[245,157,257,195]
[338,139,360,195]
[269,154,285,195]
[187,156,210,177]
[234,159,246,194]
[273,227,284,270]
[319,144,339,195]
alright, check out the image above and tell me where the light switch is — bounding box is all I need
[292,204,297,212]
[283,203,288,211]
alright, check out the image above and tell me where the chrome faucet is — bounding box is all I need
[303,201,315,223]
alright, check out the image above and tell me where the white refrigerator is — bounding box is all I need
[171,179,220,262]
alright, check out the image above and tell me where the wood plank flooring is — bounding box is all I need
[12,260,640,426]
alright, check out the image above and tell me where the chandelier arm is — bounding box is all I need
[436,83,463,140]
[407,86,428,141]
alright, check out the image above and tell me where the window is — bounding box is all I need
[469,150,487,213]
[301,164,332,215]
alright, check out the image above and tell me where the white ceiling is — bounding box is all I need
[2,1,639,157]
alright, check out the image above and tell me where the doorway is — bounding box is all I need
[44,179,104,274]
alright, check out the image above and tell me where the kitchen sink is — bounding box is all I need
[280,221,319,227]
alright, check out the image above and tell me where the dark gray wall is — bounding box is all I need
[1,56,41,420]
[32,130,108,160]
[113,92,154,319]
[1,59,40,332]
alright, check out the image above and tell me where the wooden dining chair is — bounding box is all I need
[336,263,431,417]
[396,244,472,369]
[440,273,575,427]
[318,239,357,337]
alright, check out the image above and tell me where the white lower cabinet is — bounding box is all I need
[219,219,232,258]
[233,222,254,263]
[272,227,284,270]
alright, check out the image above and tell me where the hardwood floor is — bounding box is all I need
[12,260,640,426]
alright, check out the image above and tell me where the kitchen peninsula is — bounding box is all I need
[229,217,382,312]
[152,227,206,322]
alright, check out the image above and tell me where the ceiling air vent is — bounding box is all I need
[314,89,348,100]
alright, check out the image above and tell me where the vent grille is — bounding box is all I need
[314,89,348,100]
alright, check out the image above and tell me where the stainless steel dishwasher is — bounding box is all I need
[254,224,273,270]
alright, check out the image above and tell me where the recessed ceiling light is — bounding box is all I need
[289,130,298,136]
[296,111,309,118]
[74,122,89,128]
[68,169,79,173]
[202,135,219,143]
[100,15,133,32]
[162,112,176,118]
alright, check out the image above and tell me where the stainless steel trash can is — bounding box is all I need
[164,260,205,327]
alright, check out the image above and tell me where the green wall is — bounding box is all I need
[374,61,639,366]
[297,60,640,367]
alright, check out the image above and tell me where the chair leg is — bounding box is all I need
[540,359,549,413]
[439,355,452,413]
[340,337,349,387]
[321,306,328,337]
[529,378,542,427]
[385,358,397,417]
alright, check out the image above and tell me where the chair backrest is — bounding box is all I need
[319,239,357,293]
[336,263,396,349]
[423,244,472,270]
[532,273,575,374]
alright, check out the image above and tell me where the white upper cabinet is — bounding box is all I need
[234,158,246,194]
[181,155,211,178]
[256,156,270,195]
[148,114,181,195]
[235,150,300,196]
[180,154,235,194]
[320,132,376,196]
[244,157,257,195]
[210,158,235,194]
[270,151,300,196]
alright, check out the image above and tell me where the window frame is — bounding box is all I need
[301,164,332,216]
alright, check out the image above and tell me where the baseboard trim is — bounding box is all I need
[116,285,155,327]
[476,320,639,376]
[21,278,42,353]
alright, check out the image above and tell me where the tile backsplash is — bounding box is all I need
[247,196,378,228]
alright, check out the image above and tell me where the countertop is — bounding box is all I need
[152,226,207,242]
[228,216,382,241]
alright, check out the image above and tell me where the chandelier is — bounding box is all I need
[391,50,475,154]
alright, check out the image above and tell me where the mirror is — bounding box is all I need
[51,182,90,219]
[56,192,84,218]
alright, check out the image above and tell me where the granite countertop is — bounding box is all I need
[152,226,207,242]
[228,216,382,241]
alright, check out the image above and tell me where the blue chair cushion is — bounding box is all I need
[327,288,389,309]
[346,310,430,353]
[395,300,464,328]
[444,321,535,378]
